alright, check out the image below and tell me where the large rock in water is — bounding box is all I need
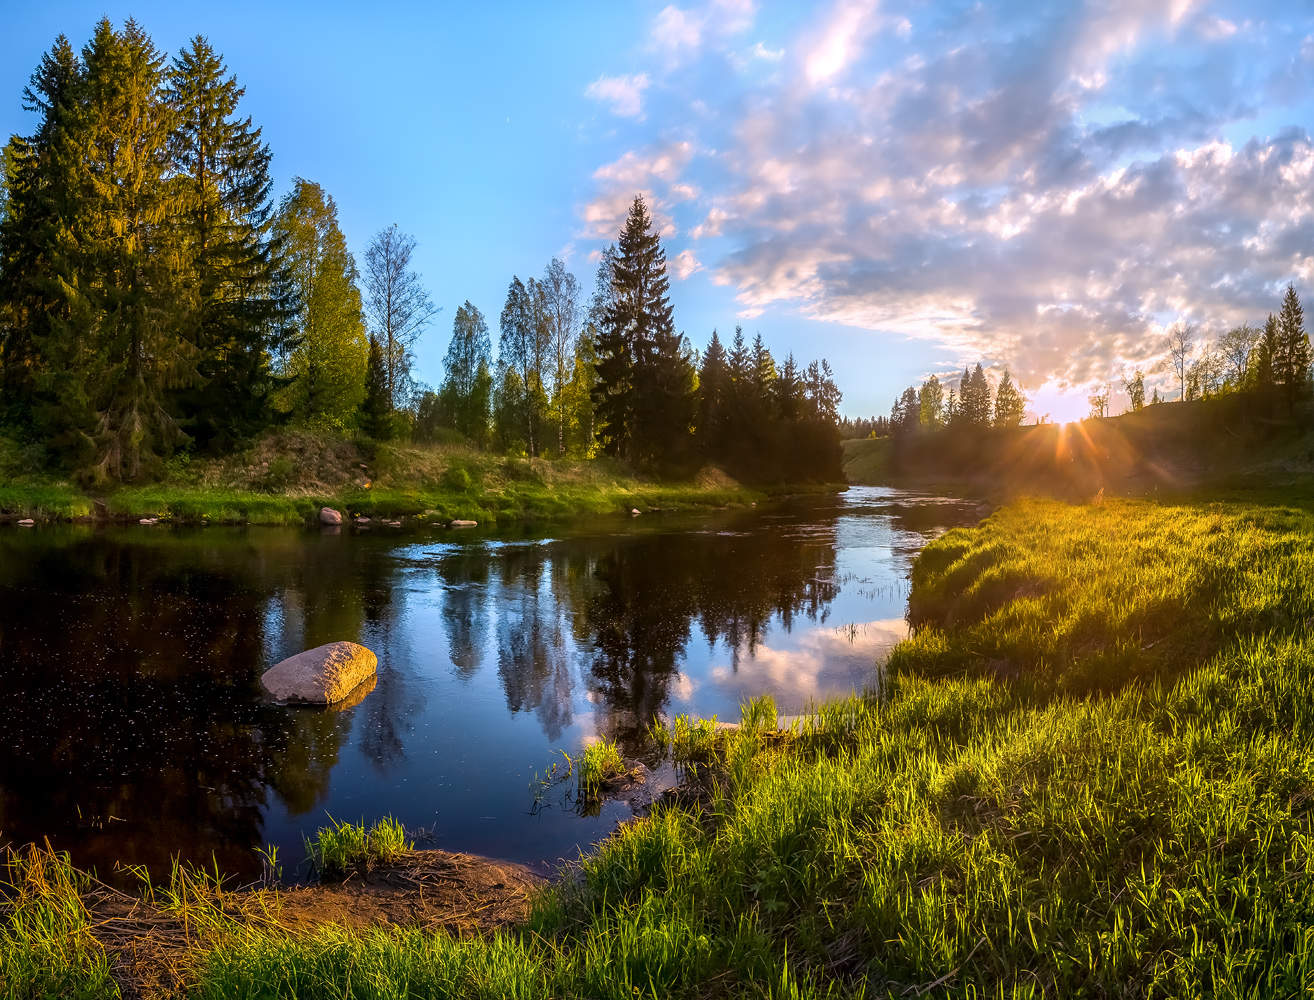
[261,641,377,705]
[319,506,343,525]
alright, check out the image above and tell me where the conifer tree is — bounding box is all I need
[273,178,367,427]
[696,329,729,454]
[993,368,1026,426]
[1254,313,1279,394]
[57,19,195,481]
[360,335,391,438]
[775,354,803,421]
[1278,283,1310,408]
[0,35,82,426]
[593,195,691,465]
[965,363,992,426]
[166,35,289,450]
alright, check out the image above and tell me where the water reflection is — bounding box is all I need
[0,488,975,878]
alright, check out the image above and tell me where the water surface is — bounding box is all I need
[0,487,975,879]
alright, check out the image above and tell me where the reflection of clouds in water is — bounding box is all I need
[669,672,696,703]
[711,619,907,709]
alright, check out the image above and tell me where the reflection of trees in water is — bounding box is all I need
[473,516,842,744]
[493,545,574,741]
[435,547,492,677]
[0,507,851,878]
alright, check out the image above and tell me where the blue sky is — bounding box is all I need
[3,1,1314,421]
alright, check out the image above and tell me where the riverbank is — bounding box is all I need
[0,430,836,527]
[8,488,1313,996]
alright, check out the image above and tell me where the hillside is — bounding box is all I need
[844,394,1314,498]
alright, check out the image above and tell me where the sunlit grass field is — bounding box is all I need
[7,492,1314,997]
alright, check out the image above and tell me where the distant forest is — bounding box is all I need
[0,19,843,485]
[841,283,1312,445]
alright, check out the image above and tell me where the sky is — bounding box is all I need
[3,1,1314,422]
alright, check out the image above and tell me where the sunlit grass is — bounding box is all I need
[305,816,412,879]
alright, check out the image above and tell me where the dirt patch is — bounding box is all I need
[85,850,541,1000]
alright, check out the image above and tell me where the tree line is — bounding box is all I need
[0,20,843,485]
[887,363,1026,436]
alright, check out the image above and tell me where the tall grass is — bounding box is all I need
[0,846,115,1000]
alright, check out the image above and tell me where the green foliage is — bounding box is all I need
[272,178,367,428]
[306,816,412,879]
[438,300,494,445]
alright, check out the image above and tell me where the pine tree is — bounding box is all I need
[965,363,992,427]
[993,368,1026,426]
[360,335,391,438]
[593,195,691,465]
[0,35,82,426]
[1254,313,1279,394]
[56,19,196,481]
[775,353,803,421]
[166,35,289,450]
[273,178,367,427]
[438,300,492,444]
[1278,283,1310,408]
[696,329,729,455]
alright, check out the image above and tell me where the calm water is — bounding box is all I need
[0,487,975,880]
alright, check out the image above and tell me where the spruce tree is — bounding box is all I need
[1254,313,1279,394]
[166,35,289,450]
[1278,283,1310,408]
[593,195,691,465]
[775,354,803,421]
[54,19,195,481]
[360,335,391,438]
[0,35,82,426]
[993,368,1026,426]
[696,329,729,456]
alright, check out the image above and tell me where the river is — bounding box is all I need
[0,486,976,880]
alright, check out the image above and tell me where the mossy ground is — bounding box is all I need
[8,490,1314,997]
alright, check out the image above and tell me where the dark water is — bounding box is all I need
[0,487,975,881]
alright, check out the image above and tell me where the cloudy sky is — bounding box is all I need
[4,1,1314,420]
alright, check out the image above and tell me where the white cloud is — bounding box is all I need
[751,41,784,61]
[672,249,703,279]
[584,73,650,118]
[652,6,704,56]
[806,0,879,85]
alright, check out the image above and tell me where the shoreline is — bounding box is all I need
[0,479,844,529]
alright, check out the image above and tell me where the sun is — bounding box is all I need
[1028,380,1091,425]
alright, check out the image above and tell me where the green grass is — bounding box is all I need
[305,817,413,878]
[0,846,115,1000]
[14,491,1314,997]
[0,430,778,526]
[575,738,625,797]
[840,436,892,484]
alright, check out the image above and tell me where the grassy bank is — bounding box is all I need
[9,490,1314,997]
[0,429,800,526]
